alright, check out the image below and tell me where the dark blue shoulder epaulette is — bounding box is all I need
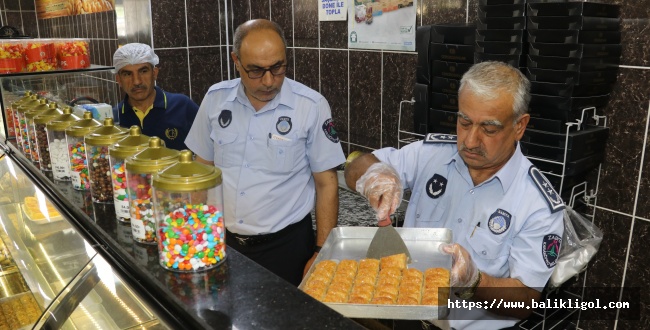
[529,166,565,213]
[424,133,457,144]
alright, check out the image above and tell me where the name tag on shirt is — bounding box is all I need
[270,133,292,142]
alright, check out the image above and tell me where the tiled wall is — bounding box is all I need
[5,0,649,328]
[0,0,38,38]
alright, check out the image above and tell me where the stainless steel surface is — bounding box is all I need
[366,224,412,261]
[115,0,153,46]
[300,227,453,320]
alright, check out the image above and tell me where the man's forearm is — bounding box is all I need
[313,169,339,246]
[344,153,380,192]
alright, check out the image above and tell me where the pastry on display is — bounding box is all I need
[303,254,450,306]
[23,196,61,221]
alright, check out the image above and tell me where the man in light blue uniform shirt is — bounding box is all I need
[345,61,564,329]
[185,19,345,286]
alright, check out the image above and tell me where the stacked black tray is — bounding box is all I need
[521,2,619,190]
[475,0,527,67]
[427,23,476,134]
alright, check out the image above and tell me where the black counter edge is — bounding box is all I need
[1,140,209,330]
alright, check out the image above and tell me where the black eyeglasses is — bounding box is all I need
[237,58,287,79]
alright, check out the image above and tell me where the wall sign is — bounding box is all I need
[319,0,347,21]
[348,0,417,51]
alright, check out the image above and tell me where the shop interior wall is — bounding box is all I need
[2,0,649,328]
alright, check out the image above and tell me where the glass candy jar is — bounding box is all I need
[24,99,51,163]
[84,118,127,203]
[108,126,150,222]
[153,150,226,272]
[125,137,179,244]
[15,95,41,156]
[8,91,33,140]
[33,103,63,171]
[46,107,80,181]
[65,111,101,190]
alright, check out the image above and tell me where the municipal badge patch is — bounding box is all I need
[276,116,292,135]
[165,128,178,140]
[424,133,457,144]
[218,110,232,128]
[425,174,447,199]
[488,208,511,235]
[322,118,339,143]
[542,234,562,268]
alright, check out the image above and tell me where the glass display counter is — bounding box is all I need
[0,141,363,329]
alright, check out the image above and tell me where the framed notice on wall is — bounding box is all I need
[36,0,115,19]
[348,0,417,51]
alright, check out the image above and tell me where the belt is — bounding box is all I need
[227,214,310,247]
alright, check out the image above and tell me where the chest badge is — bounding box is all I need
[218,110,232,128]
[425,173,447,199]
[488,208,511,235]
[276,116,292,135]
[165,128,178,140]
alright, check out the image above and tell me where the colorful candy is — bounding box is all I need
[24,42,57,72]
[68,141,89,190]
[129,172,156,244]
[87,145,113,202]
[111,161,130,221]
[0,41,25,73]
[158,203,226,272]
[56,40,90,70]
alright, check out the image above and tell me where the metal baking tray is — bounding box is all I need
[300,227,453,320]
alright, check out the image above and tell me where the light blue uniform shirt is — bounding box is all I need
[374,133,564,330]
[185,78,345,235]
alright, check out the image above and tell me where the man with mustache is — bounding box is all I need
[345,61,564,329]
[185,19,345,286]
[112,43,198,150]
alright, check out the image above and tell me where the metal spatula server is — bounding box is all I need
[366,217,412,261]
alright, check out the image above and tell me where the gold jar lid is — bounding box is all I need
[10,91,33,109]
[109,126,151,159]
[84,118,128,146]
[126,137,179,174]
[46,107,80,131]
[153,150,222,191]
[24,99,51,120]
[65,111,102,137]
[33,103,64,125]
[16,96,43,114]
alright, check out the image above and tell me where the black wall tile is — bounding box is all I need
[321,50,348,146]
[596,68,649,215]
[21,11,37,38]
[187,0,220,47]
[151,0,187,48]
[382,52,417,148]
[20,0,34,10]
[189,47,222,105]
[155,48,190,97]
[422,0,467,26]
[584,210,630,286]
[293,0,318,47]
[294,48,319,93]
[349,51,381,149]
[5,11,23,32]
[251,0,270,20]
[320,20,347,49]
[617,219,650,329]
[271,0,293,47]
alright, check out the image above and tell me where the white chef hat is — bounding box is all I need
[112,43,159,73]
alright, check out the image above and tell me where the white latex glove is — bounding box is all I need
[355,162,403,225]
[440,243,480,288]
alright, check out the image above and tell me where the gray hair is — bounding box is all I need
[233,19,287,58]
[459,61,531,120]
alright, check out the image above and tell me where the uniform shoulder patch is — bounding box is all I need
[529,166,565,213]
[424,133,457,144]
